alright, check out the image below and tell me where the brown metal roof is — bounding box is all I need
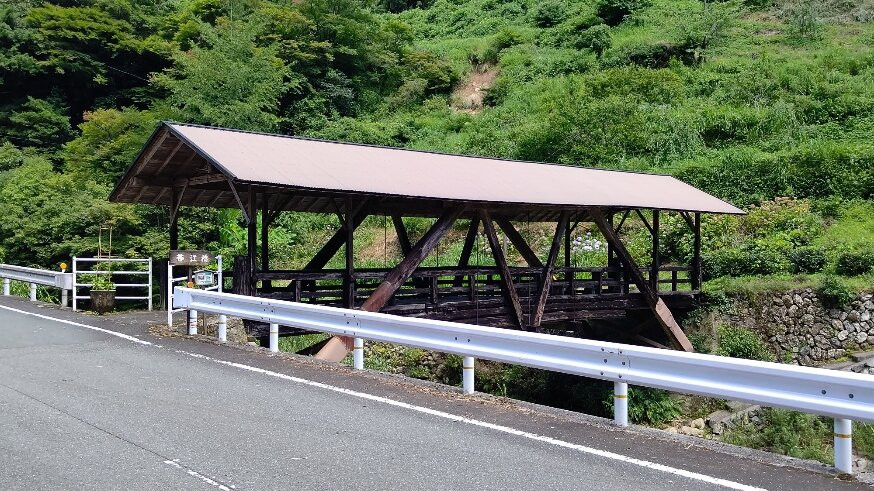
[109,122,744,218]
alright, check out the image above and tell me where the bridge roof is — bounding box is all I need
[109,122,743,219]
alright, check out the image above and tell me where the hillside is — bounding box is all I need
[1,0,873,288]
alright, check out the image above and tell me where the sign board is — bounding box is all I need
[170,250,213,266]
[193,270,216,287]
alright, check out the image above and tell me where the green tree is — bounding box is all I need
[154,19,288,132]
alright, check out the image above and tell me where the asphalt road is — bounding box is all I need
[0,297,868,490]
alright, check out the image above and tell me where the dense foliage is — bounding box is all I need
[0,0,872,293]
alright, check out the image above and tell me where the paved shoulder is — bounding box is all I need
[0,299,865,490]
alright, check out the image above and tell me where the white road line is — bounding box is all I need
[163,459,235,490]
[1,305,765,491]
[0,305,153,346]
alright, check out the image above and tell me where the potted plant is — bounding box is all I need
[84,273,116,314]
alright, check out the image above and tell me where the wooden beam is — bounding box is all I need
[361,206,463,313]
[153,137,182,175]
[635,209,653,235]
[261,193,270,289]
[228,179,250,224]
[482,212,524,329]
[495,218,543,268]
[247,186,257,273]
[651,209,659,290]
[532,212,569,329]
[391,215,412,256]
[615,210,630,234]
[459,218,480,266]
[169,183,187,223]
[303,209,369,271]
[692,212,702,290]
[590,208,693,352]
[344,198,355,308]
[316,206,463,363]
[680,211,695,231]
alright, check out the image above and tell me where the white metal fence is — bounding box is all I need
[0,264,73,305]
[173,286,874,475]
[72,257,152,312]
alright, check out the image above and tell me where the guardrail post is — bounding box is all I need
[614,381,628,427]
[462,356,475,394]
[2,278,9,296]
[61,289,68,307]
[218,315,227,343]
[188,309,198,335]
[29,283,37,301]
[353,337,364,369]
[269,323,279,352]
[147,258,153,311]
[834,418,853,474]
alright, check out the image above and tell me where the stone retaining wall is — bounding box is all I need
[725,289,874,364]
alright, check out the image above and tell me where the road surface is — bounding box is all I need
[0,296,866,490]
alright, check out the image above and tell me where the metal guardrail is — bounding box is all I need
[0,264,73,305]
[173,287,874,474]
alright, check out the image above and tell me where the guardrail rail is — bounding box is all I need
[173,286,874,475]
[0,264,73,306]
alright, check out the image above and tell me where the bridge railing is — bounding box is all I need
[0,264,73,306]
[172,286,873,475]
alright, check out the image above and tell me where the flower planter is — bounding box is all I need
[90,289,116,314]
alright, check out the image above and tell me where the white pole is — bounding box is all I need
[614,381,629,427]
[353,337,364,369]
[462,356,475,394]
[72,257,77,312]
[216,255,223,293]
[269,323,279,353]
[167,263,173,327]
[188,309,198,335]
[3,278,9,296]
[834,418,853,474]
[61,289,68,307]
[29,283,36,301]
[147,258,153,311]
[218,315,227,343]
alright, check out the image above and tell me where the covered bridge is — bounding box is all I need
[111,122,743,360]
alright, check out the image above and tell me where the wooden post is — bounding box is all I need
[565,222,572,294]
[692,212,702,291]
[496,218,543,268]
[345,199,355,308]
[482,212,524,329]
[651,209,660,291]
[391,215,412,256]
[455,219,480,286]
[590,208,694,352]
[169,218,178,251]
[532,213,568,329]
[261,194,270,291]
[315,206,464,362]
[247,186,257,276]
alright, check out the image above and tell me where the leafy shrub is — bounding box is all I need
[716,325,772,361]
[789,246,827,273]
[80,273,115,291]
[475,28,526,65]
[575,24,612,57]
[605,386,682,425]
[834,250,874,276]
[531,0,567,27]
[702,241,791,279]
[819,275,853,308]
[786,0,824,40]
[596,0,651,26]
[723,409,833,464]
